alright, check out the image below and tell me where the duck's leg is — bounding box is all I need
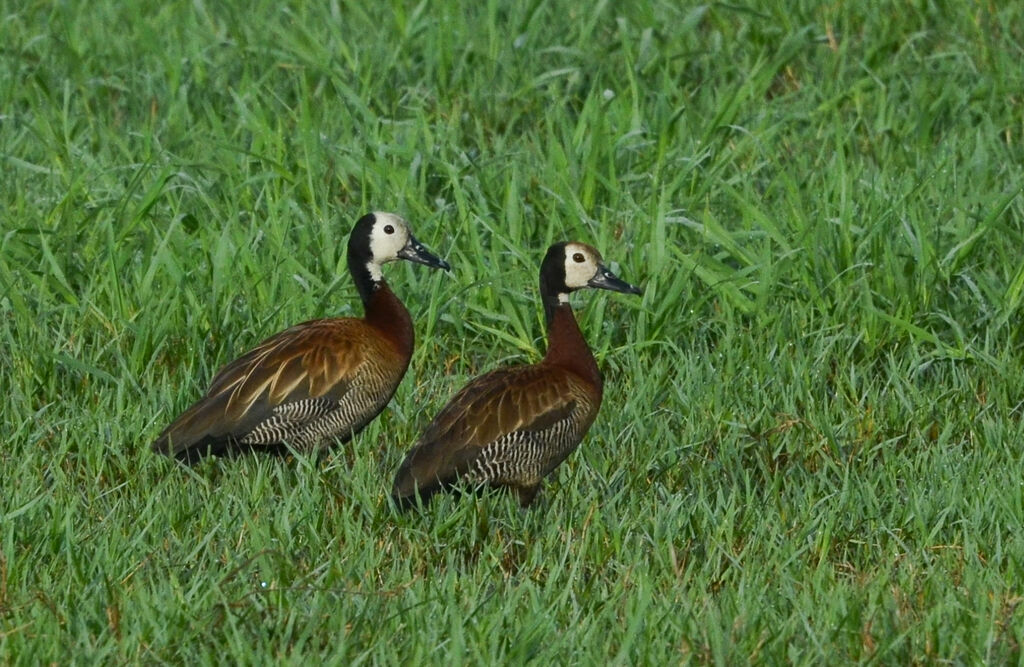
[514,483,542,508]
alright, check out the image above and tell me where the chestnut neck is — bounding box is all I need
[348,248,414,360]
[363,281,415,360]
[542,303,602,393]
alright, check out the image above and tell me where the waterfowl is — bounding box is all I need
[392,241,641,507]
[152,211,450,461]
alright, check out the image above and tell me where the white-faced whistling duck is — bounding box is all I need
[392,241,642,508]
[152,212,450,462]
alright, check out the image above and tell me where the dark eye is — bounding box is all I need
[573,252,585,263]
[384,225,395,234]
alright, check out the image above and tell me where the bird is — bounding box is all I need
[392,241,642,508]
[151,211,450,462]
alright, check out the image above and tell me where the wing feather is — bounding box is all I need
[393,364,595,501]
[152,318,382,457]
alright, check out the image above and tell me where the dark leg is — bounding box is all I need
[515,483,541,508]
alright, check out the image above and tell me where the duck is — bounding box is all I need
[392,241,641,507]
[152,211,450,462]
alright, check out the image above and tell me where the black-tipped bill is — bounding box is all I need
[588,265,642,295]
[398,236,451,271]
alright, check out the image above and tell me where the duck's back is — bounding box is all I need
[152,317,410,459]
[392,362,600,503]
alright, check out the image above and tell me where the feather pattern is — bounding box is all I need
[152,315,409,458]
[392,359,599,505]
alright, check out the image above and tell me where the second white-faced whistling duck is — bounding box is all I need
[392,241,642,508]
[152,212,450,462]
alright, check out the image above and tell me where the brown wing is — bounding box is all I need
[392,363,596,502]
[152,318,396,458]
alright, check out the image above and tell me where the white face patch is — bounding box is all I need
[366,212,411,280]
[562,242,601,290]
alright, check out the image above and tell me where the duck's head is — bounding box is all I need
[348,212,450,288]
[540,241,643,309]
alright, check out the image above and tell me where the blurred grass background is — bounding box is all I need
[2,0,1023,662]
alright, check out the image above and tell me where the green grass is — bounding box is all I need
[3,0,1024,662]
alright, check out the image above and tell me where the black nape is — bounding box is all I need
[539,242,570,323]
[347,213,381,303]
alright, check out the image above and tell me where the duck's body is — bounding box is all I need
[152,212,449,461]
[392,242,641,507]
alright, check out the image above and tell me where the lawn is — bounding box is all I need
[3,0,1024,662]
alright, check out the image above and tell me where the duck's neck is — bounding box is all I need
[363,282,415,359]
[543,303,602,392]
[350,256,414,359]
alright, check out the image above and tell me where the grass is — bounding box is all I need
[3,0,1024,662]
